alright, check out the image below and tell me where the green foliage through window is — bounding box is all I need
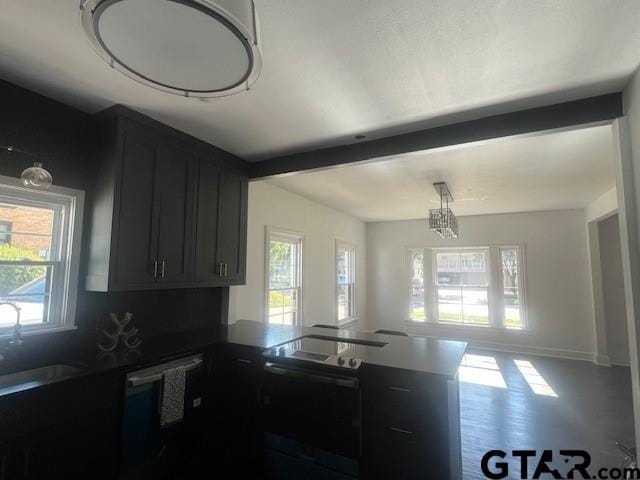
[0,243,46,295]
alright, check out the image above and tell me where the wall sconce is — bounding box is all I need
[1,145,54,189]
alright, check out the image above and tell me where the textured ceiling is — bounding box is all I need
[0,1,638,161]
[267,125,616,221]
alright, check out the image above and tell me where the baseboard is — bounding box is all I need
[594,354,612,366]
[611,359,631,367]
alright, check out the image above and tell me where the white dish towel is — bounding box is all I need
[160,366,186,428]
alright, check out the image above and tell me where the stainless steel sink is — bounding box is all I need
[0,364,85,392]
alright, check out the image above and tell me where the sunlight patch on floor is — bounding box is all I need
[514,359,558,397]
[458,354,507,389]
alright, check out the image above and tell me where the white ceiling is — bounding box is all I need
[0,1,639,161]
[267,125,616,221]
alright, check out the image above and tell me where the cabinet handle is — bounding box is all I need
[223,263,228,277]
[161,260,166,279]
[388,386,412,393]
[217,262,224,277]
[390,426,413,435]
[153,260,158,279]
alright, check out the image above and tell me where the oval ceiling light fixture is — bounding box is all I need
[80,0,261,98]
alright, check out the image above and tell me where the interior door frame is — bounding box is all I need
[611,117,640,449]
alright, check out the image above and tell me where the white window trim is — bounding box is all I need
[0,175,84,337]
[405,244,528,332]
[264,226,304,325]
[406,247,427,322]
[432,246,492,327]
[335,239,357,326]
[498,244,529,331]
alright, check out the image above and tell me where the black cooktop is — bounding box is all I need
[263,335,387,371]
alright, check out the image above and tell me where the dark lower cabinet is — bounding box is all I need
[0,372,122,480]
[360,365,462,480]
[210,344,265,477]
[22,425,118,480]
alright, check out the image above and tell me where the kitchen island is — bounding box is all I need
[217,320,468,480]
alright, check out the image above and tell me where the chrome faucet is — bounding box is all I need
[0,302,22,361]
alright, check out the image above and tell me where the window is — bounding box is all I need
[501,247,523,329]
[266,228,303,325]
[409,249,425,320]
[0,177,83,333]
[407,245,526,330]
[435,250,489,325]
[336,241,356,323]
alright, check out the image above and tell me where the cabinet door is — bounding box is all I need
[194,159,221,282]
[216,169,248,283]
[113,125,160,289]
[155,143,196,284]
[25,427,119,480]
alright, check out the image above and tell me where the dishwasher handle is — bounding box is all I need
[127,357,203,388]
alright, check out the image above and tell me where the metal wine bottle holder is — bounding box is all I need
[98,312,142,352]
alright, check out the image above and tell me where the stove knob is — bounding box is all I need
[348,358,357,367]
[278,347,286,356]
[270,348,277,356]
[337,356,345,366]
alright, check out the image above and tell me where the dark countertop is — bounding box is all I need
[0,327,222,398]
[223,320,468,378]
[0,320,467,398]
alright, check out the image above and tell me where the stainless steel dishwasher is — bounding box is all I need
[120,354,204,479]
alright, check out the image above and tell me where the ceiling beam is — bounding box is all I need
[249,92,623,179]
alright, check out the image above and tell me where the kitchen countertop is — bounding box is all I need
[0,320,467,398]
[223,320,468,378]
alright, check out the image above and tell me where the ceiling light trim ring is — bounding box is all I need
[80,0,262,98]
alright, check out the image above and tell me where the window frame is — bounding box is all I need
[405,244,528,331]
[0,220,13,245]
[0,175,84,337]
[335,240,357,325]
[498,245,528,330]
[407,248,427,322]
[264,226,304,326]
[432,247,492,327]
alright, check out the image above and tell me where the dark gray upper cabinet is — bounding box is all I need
[194,161,248,285]
[155,143,196,285]
[194,159,221,283]
[85,106,248,291]
[217,169,248,283]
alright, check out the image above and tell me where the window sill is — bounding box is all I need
[0,324,77,339]
[404,320,530,335]
[338,318,358,328]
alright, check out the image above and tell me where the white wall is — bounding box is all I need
[366,209,596,360]
[598,214,629,366]
[621,69,640,446]
[586,186,618,223]
[229,181,367,327]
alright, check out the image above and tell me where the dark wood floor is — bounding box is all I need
[460,349,634,479]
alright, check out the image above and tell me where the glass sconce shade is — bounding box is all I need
[21,162,53,189]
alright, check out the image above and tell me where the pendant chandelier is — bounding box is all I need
[80,0,262,98]
[429,182,458,239]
